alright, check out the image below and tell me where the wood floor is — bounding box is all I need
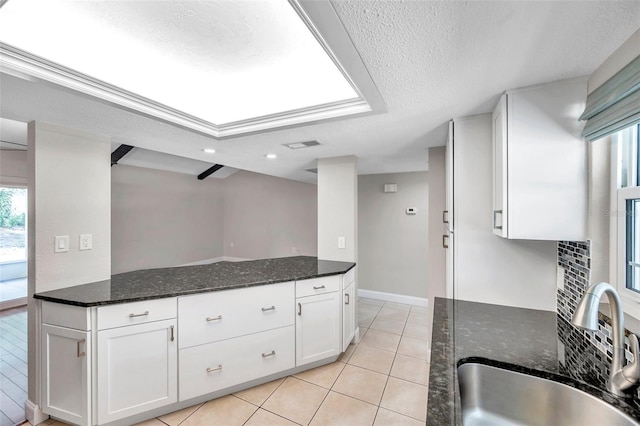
[0,305,27,426]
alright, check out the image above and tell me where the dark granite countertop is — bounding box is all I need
[33,256,355,307]
[427,297,640,425]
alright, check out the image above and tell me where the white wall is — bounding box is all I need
[27,122,111,412]
[223,170,317,259]
[111,165,225,274]
[317,156,357,262]
[588,136,611,285]
[427,147,447,301]
[0,149,27,186]
[453,115,557,311]
[358,172,428,298]
[588,27,640,93]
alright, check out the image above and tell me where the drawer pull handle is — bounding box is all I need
[129,311,149,318]
[313,285,326,290]
[170,325,175,342]
[206,315,223,322]
[493,210,503,230]
[261,306,276,312]
[262,350,276,358]
[77,339,86,358]
[298,303,302,316]
[206,365,223,373]
[345,293,350,305]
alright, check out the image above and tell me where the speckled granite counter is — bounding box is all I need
[427,297,640,425]
[33,256,355,307]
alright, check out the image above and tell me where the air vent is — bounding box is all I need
[283,140,321,149]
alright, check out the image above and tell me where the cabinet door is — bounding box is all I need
[97,319,177,424]
[342,283,355,351]
[445,121,455,299]
[296,292,341,366]
[41,324,91,426]
[492,94,508,237]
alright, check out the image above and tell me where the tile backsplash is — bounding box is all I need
[557,240,640,404]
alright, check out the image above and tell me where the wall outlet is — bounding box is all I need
[80,234,92,251]
[557,265,565,291]
[54,235,69,253]
[338,236,346,249]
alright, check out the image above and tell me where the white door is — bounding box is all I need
[97,319,177,424]
[41,324,91,426]
[296,292,341,366]
[342,282,355,351]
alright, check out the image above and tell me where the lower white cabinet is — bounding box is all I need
[342,282,355,351]
[41,324,91,426]
[39,271,353,425]
[97,319,177,424]
[179,326,295,400]
[295,290,341,366]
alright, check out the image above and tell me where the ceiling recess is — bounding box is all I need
[0,0,385,138]
[283,140,321,149]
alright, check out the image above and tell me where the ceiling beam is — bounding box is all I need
[197,164,224,180]
[111,144,134,166]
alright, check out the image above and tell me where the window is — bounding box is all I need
[613,124,640,307]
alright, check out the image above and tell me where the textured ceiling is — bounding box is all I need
[1,1,640,183]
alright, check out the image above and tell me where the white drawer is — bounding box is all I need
[179,325,295,401]
[42,301,91,331]
[97,298,177,330]
[296,276,340,298]
[343,267,355,289]
[178,282,294,349]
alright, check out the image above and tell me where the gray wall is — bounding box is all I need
[427,147,446,301]
[223,170,317,259]
[358,172,428,298]
[0,149,27,186]
[111,165,225,274]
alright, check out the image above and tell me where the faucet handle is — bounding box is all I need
[617,333,640,392]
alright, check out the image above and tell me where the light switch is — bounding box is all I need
[338,236,346,249]
[80,234,92,251]
[54,235,69,253]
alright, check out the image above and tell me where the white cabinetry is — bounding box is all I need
[295,276,341,366]
[41,324,91,426]
[96,319,177,424]
[342,268,356,351]
[492,78,587,240]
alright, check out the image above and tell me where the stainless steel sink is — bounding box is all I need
[458,362,640,426]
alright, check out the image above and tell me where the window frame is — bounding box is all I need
[612,125,640,318]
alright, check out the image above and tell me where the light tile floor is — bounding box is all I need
[30,298,432,426]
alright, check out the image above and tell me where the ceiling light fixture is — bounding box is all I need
[202,148,216,154]
[283,141,321,149]
[265,154,277,159]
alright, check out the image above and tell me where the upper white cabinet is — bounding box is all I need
[492,78,588,240]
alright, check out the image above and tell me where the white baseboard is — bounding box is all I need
[25,399,48,425]
[358,289,428,307]
[177,257,252,266]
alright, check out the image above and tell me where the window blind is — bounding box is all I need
[580,54,640,142]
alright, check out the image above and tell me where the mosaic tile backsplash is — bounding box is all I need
[557,240,640,404]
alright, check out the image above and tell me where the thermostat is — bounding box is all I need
[406,207,417,215]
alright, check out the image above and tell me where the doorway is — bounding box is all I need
[0,187,27,310]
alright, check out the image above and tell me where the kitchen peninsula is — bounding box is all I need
[34,256,356,426]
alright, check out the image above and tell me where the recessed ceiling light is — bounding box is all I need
[202,148,216,154]
[265,154,277,159]
[283,140,321,149]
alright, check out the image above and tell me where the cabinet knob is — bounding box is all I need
[76,339,86,358]
[493,210,503,230]
[206,365,223,373]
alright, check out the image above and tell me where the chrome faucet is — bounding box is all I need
[572,282,640,396]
